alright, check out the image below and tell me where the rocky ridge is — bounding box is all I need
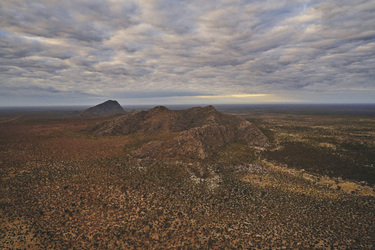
[86,105,269,159]
[81,100,125,117]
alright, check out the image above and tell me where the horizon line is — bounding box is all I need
[1,102,375,108]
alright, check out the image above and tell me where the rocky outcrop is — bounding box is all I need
[86,105,269,160]
[86,106,178,134]
[131,125,235,160]
[81,100,125,117]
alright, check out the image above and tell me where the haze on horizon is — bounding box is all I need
[0,0,374,107]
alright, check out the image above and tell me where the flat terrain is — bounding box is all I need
[1,106,374,248]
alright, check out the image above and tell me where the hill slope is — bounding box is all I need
[86,105,269,159]
[81,100,125,117]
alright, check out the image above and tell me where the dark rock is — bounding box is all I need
[81,100,125,117]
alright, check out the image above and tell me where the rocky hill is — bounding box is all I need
[86,105,269,160]
[81,100,125,117]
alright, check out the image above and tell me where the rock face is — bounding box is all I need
[81,100,125,117]
[86,105,269,159]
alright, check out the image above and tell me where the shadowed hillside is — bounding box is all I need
[81,100,125,117]
[86,105,269,160]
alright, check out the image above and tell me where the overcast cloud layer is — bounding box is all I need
[1,0,374,106]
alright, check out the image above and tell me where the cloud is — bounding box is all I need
[0,0,374,105]
[195,94,271,99]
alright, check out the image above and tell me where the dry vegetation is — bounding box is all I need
[1,109,375,248]
[242,112,375,185]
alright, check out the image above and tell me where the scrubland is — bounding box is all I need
[1,109,374,248]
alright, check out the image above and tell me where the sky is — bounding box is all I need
[0,0,374,106]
